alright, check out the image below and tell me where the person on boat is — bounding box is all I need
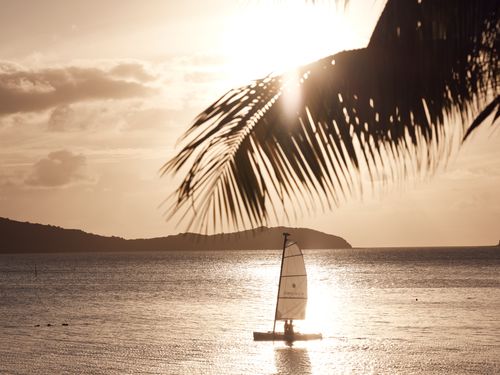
[284,320,289,335]
[284,320,294,336]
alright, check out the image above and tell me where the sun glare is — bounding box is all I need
[224,2,355,82]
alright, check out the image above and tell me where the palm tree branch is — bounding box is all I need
[163,0,498,231]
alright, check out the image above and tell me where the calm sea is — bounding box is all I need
[0,247,499,374]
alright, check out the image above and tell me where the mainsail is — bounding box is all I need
[275,239,307,321]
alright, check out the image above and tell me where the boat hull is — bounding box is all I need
[253,331,322,341]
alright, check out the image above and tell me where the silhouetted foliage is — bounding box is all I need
[163,0,499,232]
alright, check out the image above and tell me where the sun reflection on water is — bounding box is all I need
[297,262,343,339]
[274,346,312,375]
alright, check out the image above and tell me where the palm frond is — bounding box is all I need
[163,0,499,232]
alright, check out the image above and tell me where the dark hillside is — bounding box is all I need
[0,217,351,253]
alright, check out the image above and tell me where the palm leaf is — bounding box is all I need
[162,0,499,232]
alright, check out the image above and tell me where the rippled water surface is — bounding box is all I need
[1,247,499,374]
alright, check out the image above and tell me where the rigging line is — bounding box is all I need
[283,254,304,259]
[278,297,307,300]
[280,274,307,278]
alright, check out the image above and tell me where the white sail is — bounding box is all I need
[275,241,307,320]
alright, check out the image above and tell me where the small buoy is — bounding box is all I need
[35,324,40,327]
[62,323,68,326]
[47,323,52,327]
[415,298,418,301]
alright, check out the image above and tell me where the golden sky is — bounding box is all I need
[0,0,498,246]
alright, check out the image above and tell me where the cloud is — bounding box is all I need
[47,104,107,132]
[121,107,192,132]
[25,150,92,187]
[0,62,158,115]
[0,61,24,74]
[44,101,186,135]
[110,62,155,82]
[47,105,78,131]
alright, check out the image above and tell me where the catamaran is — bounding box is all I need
[253,233,322,341]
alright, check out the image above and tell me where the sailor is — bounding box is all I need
[284,320,294,336]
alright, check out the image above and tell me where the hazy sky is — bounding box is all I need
[1,0,498,246]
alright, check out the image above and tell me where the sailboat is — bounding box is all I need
[253,233,322,341]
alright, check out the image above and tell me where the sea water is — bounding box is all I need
[0,247,499,374]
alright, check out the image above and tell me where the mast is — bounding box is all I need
[273,232,289,334]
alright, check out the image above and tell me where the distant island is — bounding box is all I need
[0,217,351,253]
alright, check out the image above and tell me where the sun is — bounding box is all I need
[223,2,355,83]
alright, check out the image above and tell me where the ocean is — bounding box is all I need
[0,247,499,374]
